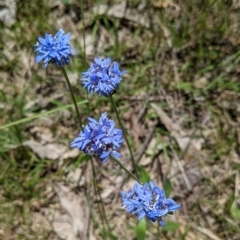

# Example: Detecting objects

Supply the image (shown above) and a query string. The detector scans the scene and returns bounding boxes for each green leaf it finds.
[204,73,226,91]
[136,218,146,240]
[163,178,172,197]
[197,65,214,74]
[230,201,240,220]
[138,166,150,184]
[61,0,69,4]
[163,221,180,231]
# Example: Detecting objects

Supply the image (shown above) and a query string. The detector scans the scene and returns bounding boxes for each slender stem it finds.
[79,0,89,115]
[79,0,86,62]
[86,92,90,116]
[61,67,83,130]
[111,156,138,181]
[109,95,139,178]
[84,188,97,238]
[89,157,110,235]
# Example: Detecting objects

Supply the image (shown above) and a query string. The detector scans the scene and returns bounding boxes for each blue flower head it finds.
[71,112,124,163]
[34,29,76,67]
[81,57,127,97]
[121,181,180,226]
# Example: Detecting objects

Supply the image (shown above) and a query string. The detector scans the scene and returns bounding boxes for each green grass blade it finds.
[0,100,88,130]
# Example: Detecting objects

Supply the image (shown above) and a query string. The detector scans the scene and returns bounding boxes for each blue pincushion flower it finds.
[81,57,126,97]
[71,112,124,163]
[121,181,180,226]
[34,29,76,67]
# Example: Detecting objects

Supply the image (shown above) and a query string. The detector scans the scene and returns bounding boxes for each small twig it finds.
[191,225,222,240]
[179,115,210,160]
[170,145,192,191]
[135,121,158,164]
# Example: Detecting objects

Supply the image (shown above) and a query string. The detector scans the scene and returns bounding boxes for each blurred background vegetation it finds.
[0,0,239,239]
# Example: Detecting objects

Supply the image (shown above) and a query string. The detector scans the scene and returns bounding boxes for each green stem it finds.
[89,157,110,235]
[111,156,138,181]
[79,0,86,62]
[109,95,139,178]
[61,67,83,130]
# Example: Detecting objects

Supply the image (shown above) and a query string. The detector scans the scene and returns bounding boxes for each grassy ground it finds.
[0,0,240,239]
